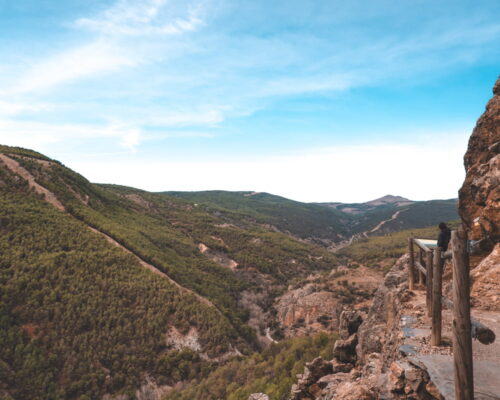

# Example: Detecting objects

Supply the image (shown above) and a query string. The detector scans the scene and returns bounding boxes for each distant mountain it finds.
[168,191,458,241]
[320,194,414,214]
[342,198,459,236]
[165,190,351,244]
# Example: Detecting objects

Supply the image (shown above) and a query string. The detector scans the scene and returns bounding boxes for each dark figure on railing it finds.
[437,222,451,251]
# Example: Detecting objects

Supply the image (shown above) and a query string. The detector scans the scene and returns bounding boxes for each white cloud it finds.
[0,101,52,116]
[0,112,220,153]
[67,138,469,203]
[5,0,205,95]
[12,40,137,94]
[74,0,203,36]
[0,119,143,151]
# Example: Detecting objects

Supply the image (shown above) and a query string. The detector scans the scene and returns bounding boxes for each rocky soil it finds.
[273,265,381,338]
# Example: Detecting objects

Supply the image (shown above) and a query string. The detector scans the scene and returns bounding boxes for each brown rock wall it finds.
[459,75,500,249]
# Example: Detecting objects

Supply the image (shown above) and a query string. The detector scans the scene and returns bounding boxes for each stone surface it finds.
[289,357,333,400]
[356,255,408,366]
[338,309,363,340]
[276,283,339,337]
[333,382,376,400]
[425,382,444,400]
[388,361,405,392]
[459,75,500,249]
[331,359,353,373]
[333,334,358,364]
[248,394,269,400]
[470,243,500,310]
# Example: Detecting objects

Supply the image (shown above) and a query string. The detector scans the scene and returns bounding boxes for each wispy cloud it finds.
[74,0,204,36]
[0,119,143,151]
[11,40,138,94]
[0,101,52,116]
[7,0,205,95]
[1,0,498,202]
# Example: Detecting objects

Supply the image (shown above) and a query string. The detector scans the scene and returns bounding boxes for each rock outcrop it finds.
[287,255,441,400]
[459,76,500,311]
[248,394,269,400]
[459,75,500,250]
[290,357,334,400]
[275,266,380,338]
[470,243,500,310]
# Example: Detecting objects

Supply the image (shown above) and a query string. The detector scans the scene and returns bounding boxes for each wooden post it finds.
[451,227,474,400]
[418,249,425,285]
[431,247,442,346]
[426,250,433,316]
[408,238,415,290]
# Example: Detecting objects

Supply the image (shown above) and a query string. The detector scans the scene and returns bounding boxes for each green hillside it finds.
[0,167,231,399]
[164,332,336,400]
[166,191,458,241]
[348,200,458,235]
[338,221,460,266]
[0,146,341,399]
[166,191,351,242]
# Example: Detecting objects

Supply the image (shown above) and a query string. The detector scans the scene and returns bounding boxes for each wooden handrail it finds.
[415,261,427,276]
[441,297,496,345]
[407,231,496,400]
[431,247,442,346]
[414,238,433,253]
[442,250,453,260]
[408,237,416,290]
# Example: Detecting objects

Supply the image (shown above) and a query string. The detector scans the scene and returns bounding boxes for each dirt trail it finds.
[0,154,65,211]
[330,209,408,253]
[0,153,215,308]
[369,209,407,234]
[265,327,277,343]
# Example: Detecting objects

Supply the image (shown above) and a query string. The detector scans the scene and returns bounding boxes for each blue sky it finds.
[0,0,499,202]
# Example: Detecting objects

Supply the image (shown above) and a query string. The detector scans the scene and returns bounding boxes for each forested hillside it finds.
[167,191,458,242]
[166,191,350,242]
[0,164,234,399]
[0,146,340,399]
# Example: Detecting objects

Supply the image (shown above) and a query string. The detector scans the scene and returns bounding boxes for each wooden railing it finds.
[407,227,496,400]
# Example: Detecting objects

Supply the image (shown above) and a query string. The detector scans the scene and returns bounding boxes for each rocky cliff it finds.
[459,75,500,313]
[285,77,500,400]
[459,76,500,250]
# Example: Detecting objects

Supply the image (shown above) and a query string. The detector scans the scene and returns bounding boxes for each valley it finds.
[0,145,458,400]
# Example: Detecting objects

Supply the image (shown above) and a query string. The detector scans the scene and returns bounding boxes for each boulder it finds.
[388,361,405,393]
[356,255,408,366]
[331,359,354,373]
[289,357,333,400]
[333,334,358,364]
[470,243,500,310]
[333,381,376,400]
[339,310,363,339]
[248,394,269,400]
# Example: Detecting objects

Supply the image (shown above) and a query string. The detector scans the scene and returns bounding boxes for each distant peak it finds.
[365,195,413,206]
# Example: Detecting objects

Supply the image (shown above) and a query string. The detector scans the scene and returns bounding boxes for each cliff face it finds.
[286,78,500,400]
[458,76,500,249]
